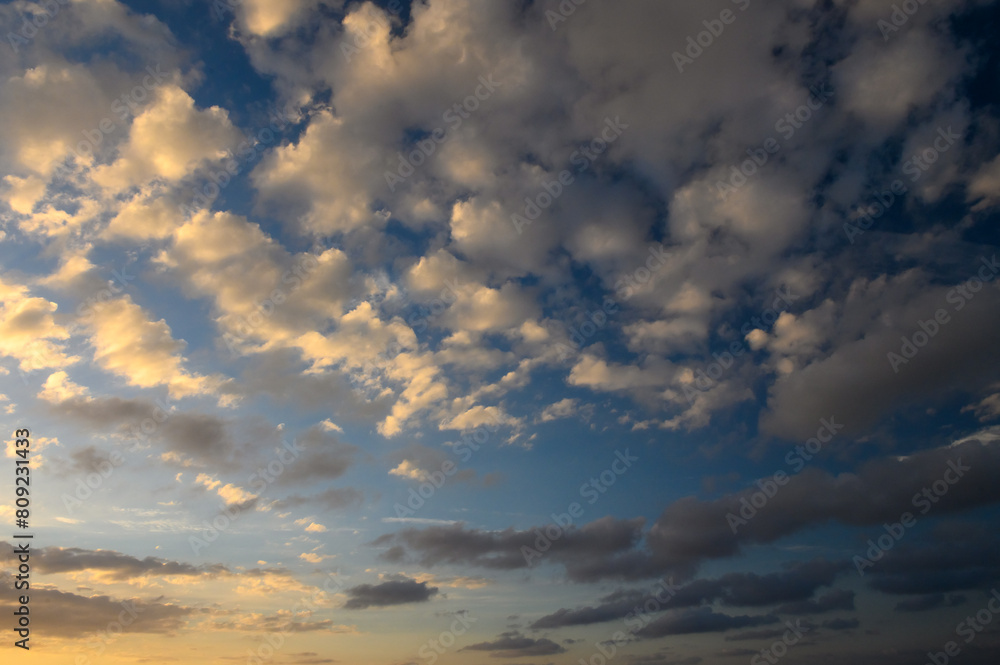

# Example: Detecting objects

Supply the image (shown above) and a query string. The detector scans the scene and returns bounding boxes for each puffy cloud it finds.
[195,473,257,507]
[233,0,337,38]
[92,85,242,191]
[760,273,1000,439]
[539,398,579,422]
[84,297,223,399]
[0,276,79,371]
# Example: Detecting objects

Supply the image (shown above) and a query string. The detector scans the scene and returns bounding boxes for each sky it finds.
[1,0,1000,663]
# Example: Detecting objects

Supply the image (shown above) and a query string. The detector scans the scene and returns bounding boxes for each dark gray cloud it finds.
[863,522,1000,595]
[6,542,229,580]
[272,426,357,486]
[894,593,967,612]
[821,618,860,631]
[342,577,438,609]
[643,436,1000,580]
[235,349,391,422]
[461,631,566,657]
[50,445,120,476]
[0,572,194,637]
[531,560,846,629]
[636,608,778,638]
[760,278,1000,440]
[627,656,702,665]
[50,395,237,463]
[376,435,1000,583]
[374,515,645,579]
[774,589,855,615]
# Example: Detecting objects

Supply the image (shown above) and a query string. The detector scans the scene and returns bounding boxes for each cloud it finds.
[531,560,847,629]
[92,85,242,191]
[461,631,566,657]
[774,589,856,615]
[46,393,238,464]
[84,297,223,399]
[373,516,646,581]
[38,370,89,402]
[270,427,357,486]
[0,574,195,638]
[195,474,257,508]
[641,435,1000,580]
[13,542,228,580]
[759,275,1000,440]
[636,608,778,638]
[0,276,79,371]
[539,398,579,422]
[232,0,335,38]
[378,434,1000,583]
[342,577,439,609]
[386,443,476,485]
[862,522,1000,595]
[894,593,966,613]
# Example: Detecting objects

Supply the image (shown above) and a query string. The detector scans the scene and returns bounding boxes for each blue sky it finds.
[1,0,1000,664]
